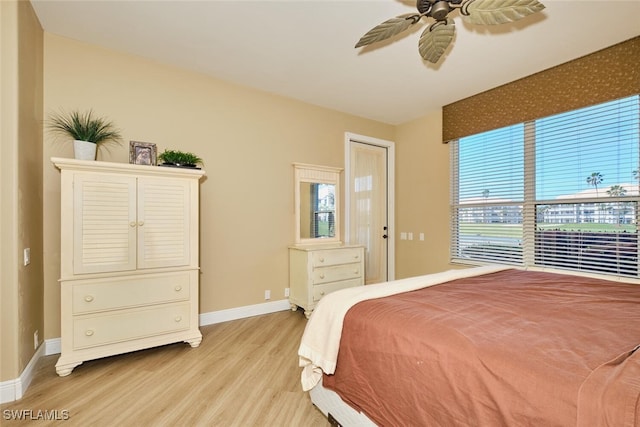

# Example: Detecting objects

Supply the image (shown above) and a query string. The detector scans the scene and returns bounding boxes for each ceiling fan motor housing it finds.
[417,0,454,21]
[430,1,452,20]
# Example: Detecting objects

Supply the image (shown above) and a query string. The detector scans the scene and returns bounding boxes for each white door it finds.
[345,133,395,284]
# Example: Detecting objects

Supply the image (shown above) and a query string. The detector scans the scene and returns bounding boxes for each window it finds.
[451,95,639,278]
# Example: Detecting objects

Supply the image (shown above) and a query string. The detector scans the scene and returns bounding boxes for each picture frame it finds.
[129,141,157,166]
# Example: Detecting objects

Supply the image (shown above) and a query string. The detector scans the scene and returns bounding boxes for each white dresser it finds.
[52,158,205,376]
[289,244,365,318]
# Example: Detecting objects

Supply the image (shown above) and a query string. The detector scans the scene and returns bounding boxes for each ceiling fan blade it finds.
[461,0,545,25]
[355,13,422,48]
[418,19,455,63]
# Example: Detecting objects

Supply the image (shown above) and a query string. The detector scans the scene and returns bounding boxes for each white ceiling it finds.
[30,0,640,125]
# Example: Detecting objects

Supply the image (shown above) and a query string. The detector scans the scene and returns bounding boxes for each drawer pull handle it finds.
[355,255,359,259]
[319,257,325,263]
[129,221,137,227]
[354,270,359,274]
[174,316,182,322]
[85,330,94,337]
[319,273,325,279]
[174,285,182,292]
[84,295,94,302]
[320,291,325,296]
[138,221,145,226]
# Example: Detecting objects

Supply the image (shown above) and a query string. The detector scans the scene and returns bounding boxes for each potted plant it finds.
[47,110,122,160]
[158,149,203,168]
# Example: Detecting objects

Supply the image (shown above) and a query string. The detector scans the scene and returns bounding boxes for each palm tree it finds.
[606,185,627,197]
[606,185,627,225]
[586,172,604,197]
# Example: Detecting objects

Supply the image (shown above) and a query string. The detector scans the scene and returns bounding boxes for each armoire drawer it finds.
[73,303,191,349]
[311,247,362,267]
[312,279,363,302]
[71,272,191,314]
[312,263,362,285]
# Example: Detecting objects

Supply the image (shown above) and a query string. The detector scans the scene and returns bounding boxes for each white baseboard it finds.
[199,298,291,326]
[0,299,291,403]
[0,343,46,404]
[45,338,61,356]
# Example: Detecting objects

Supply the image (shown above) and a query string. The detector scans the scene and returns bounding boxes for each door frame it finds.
[344,132,395,281]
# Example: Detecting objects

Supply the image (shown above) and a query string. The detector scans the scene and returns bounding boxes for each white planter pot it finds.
[73,140,97,160]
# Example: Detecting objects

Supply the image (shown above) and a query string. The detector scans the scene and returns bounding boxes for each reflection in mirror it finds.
[300,183,336,239]
[294,163,342,244]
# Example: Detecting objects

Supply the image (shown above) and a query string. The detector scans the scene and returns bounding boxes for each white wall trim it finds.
[0,343,46,404]
[199,299,291,326]
[45,338,61,356]
[1,299,291,403]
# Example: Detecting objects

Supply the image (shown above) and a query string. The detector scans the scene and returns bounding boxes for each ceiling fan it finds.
[355,0,545,64]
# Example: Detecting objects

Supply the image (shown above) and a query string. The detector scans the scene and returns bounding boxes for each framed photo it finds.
[129,141,157,166]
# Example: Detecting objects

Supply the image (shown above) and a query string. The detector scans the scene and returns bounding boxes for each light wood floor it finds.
[1,310,329,426]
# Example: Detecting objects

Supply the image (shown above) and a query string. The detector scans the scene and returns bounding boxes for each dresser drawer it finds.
[312,247,363,267]
[312,263,362,285]
[313,278,363,302]
[73,303,191,349]
[71,272,190,314]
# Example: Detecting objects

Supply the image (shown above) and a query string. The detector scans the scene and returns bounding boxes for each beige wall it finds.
[42,34,397,338]
[0,0,44,382]
[394,112,456,278]
[3,7,460,383]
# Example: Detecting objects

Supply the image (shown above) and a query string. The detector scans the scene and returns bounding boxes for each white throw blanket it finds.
[297,265,509,391]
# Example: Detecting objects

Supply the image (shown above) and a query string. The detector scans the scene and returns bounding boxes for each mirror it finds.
[294,163,342,245]
[299,182,336,239]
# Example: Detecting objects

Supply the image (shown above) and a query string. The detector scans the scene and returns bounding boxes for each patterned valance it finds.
[443,36,640,142]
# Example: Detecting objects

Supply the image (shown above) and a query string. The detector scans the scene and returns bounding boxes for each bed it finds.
[298,266,640,426]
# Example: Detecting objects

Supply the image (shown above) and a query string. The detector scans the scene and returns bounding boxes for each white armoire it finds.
[52,158,205,376]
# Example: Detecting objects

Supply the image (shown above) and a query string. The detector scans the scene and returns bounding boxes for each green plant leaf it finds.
[418,19,455,63]
[158,149,203,166]
[47,110,122,145]
[355,13,422,48]
[461,0,545,25]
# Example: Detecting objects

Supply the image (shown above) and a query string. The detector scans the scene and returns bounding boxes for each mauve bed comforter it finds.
[323,269,640,426]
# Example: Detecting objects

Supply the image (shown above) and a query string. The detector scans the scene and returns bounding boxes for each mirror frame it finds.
[293,163,342,245]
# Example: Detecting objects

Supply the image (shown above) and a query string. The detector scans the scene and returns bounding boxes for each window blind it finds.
[451,125,525,265]
[451,95,639,278]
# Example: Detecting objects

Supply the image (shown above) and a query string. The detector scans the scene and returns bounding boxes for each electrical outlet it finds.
[284,287,290,297]
[419,233,425,241]
[23,248,31,266]
[33,330,38,349]
[265,290,271,300]
[408,232,413,240]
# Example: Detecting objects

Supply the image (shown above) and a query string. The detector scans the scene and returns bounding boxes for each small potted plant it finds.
[158,149,203,169]
[47,109,122,160]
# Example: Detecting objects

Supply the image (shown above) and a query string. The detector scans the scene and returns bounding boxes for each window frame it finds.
[450,96,639,280]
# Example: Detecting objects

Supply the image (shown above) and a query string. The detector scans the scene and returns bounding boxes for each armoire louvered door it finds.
[137,177,190,269]
[73,174,137,274]
[72,175,190,274]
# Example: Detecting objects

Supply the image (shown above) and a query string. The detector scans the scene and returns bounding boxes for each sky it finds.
[458,95,639,202]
